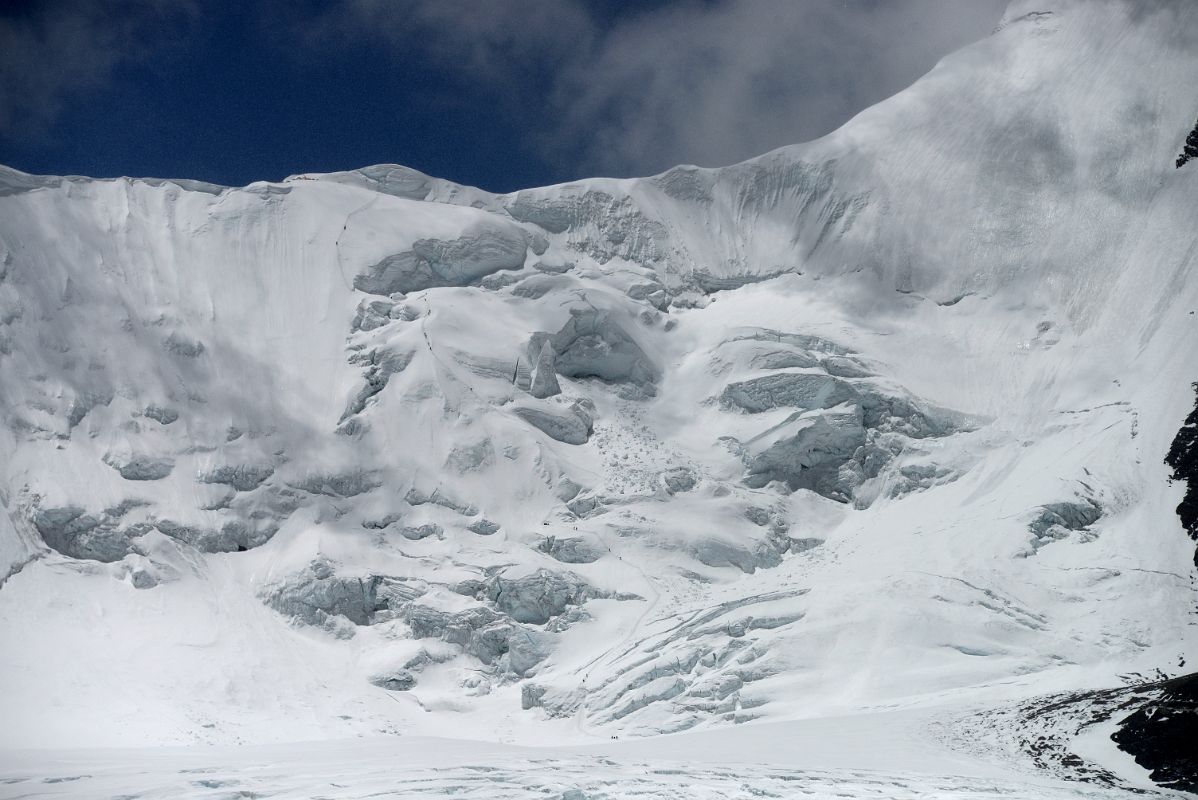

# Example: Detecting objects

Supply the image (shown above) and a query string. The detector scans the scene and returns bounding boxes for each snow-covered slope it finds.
[1,0,1196,793]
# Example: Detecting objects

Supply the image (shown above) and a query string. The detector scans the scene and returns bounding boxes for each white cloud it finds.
[553,0,1008,174]
[318,0,1007,177]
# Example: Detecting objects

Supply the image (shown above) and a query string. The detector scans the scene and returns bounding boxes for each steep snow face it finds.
[0,0,1196,772]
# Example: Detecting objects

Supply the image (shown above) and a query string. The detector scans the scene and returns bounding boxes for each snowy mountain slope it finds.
[1,0,1197,793]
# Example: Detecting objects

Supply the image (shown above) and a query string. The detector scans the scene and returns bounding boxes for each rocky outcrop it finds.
[1165,382,1197,565]
[1112,671,1198,794]
[1176,117,1198,169]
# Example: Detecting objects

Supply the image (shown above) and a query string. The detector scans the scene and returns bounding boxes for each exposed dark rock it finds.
[1176,117,1198,169]
[973,670,1198,794]
[1111,671,1198,793]
[1165,382,1197,566]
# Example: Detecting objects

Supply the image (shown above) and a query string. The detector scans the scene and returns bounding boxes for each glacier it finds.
[0,1,1197,797]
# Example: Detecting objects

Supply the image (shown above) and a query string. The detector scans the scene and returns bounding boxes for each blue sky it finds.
[0,0,1006,192]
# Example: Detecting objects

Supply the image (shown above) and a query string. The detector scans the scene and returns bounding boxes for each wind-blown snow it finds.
[0,0,1196,795]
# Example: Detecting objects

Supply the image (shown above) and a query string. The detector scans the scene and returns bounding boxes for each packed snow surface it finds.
[1,0,1197,796]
